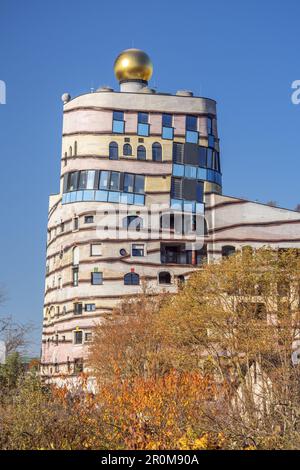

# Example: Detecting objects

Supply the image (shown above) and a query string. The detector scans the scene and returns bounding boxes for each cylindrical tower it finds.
[41,49,222,383]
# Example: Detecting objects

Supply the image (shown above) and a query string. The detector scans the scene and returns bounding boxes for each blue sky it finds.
[0,0,299,354]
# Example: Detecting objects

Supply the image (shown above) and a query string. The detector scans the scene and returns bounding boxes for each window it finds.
[162,114,174,139]
[99,171,110,189]
[123,143,132,156]
[72,246,79,265]
[60,222,64,233]
[132,244,145,257]
[137,145,146,160]
[78,170,95,189]
[138,113,149,136]
[84,215,94,224]
[109,172,120,191]
[124,272,140,285]
[173,142,184,164]
[112,111,124,133]
[152,142,162,162]
[159,271,171,284]
[109,142,119,160]
[207,117,213,135]
[74,357,83,372]
[91,271,103,285]
[74,331,83,345]
[74,303,83,315]
[73,217,79,230]
[123,215,143,230]
[134,175,145,194]
[66,172,78,191]
[222,245,236,258]
[90,244,102,256]
[123,173,134,192]
[85,332,93,342]
[72,267,79,287]
[85,303,96,312]
[186,116,198,144]
[198,147,207,167]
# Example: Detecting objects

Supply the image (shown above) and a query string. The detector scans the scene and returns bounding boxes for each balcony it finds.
[160,243,207,265]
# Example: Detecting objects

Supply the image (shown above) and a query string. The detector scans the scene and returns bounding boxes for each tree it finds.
[157,248,300,449]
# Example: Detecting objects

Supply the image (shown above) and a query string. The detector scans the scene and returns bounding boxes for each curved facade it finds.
[41,52,222,381]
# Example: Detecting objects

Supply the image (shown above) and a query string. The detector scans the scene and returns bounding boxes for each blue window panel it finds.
[170,199,183,211]
[134,194,145,206]
[162,114,172,127]
[121,192,134,204]
[62,194,67,204]
[162,126,174,140]
[186,115,197,131]
[208,135,215,148]
[95,190,108,202]
[65,192,71,204]
[113,111,124,121]
[207,170,214,182]
[183,201,195,213]
[108,191,120,203]
[113,120,124,134]
[184,165,197,179]
[195,202,205,214]
[70,192,77,203]
[138,123,149,136]
[83,190,95,201]
[76,191,83,202]
[172,164,184,177]
[196,183,203,202]
[197,168,207,180]
[186,130,198,144]
[138,112,148,124]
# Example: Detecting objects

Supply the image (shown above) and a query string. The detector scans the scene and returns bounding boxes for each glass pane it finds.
[138,123,149,136]
[86,170,95,189]
[207,117,213,135]
[185,165,197,179]
[195,202,205,214]
[120,192,134,204]
[162,127,174,140]
[208,135,215,148]
[124,173,134,192]
[78,170,88,189]
[134,175,145,194]
[108,191,120,203]
[70,192,77,203]
[109,143,119,159]
[173,142,184,163]
[95,190,108,202]
[109,171,120,190]
[137,145,146,160]
[99,171,110,189]
[172,164,184,177]
[138,112,148,124]
[186,115,197,131]
[198,147,207,167]
[152,143,162,161]
[76,191,83,201]
[113,111,124,121]
[196,182,204,202]
[183,201,195,213]
[162,114,172,127]
[112,120,124,134]
[197,168,207,180]
[170,199,183,210]
[186,130,198,144]
[83,190,94,201]
[134,194,145,206]
[207,149,213,168]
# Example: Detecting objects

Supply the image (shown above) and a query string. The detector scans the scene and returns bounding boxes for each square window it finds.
[108,191,120,203]
[132,244,145,257]
[172,164,184,177]
[134,194,145,206]
[186,115,197,131]
[95,190,108,202]
[91,272,103,285]
[74,331,83,345]
[186,130,198,144]
[113,111,124,121]
[138,123,149,136]
[85,332,92,342]
[138,112,148,124]
[162,114,172,127]
[184,165,197,179]
[83,190,95,201]
[113,120,124,134]
[91,244,102,256]
[121,192,134,204]
[84,215,94,224]
[162,126,174,140]
[197,168,207,180]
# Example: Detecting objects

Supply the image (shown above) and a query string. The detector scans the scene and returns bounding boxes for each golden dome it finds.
[114,49,153,82]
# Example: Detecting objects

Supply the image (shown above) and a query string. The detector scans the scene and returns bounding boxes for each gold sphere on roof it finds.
[114,49,153,82]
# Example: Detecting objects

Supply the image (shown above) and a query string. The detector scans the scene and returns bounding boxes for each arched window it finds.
[74,141,78,156]
[69,146,72,157]
[123,215,143,231]
[152,142,162,162]
[137,145,146,160]
[159,271,171,284]
[222,245,236,258]
[123,143,132,156]
[124,272,140,285]
[109,142,119,160]
[72,246,79,266]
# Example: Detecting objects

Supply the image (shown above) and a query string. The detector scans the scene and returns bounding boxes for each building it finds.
[41,49,300,383]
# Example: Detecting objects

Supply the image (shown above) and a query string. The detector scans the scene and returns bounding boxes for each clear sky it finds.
[0,0,299,354]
